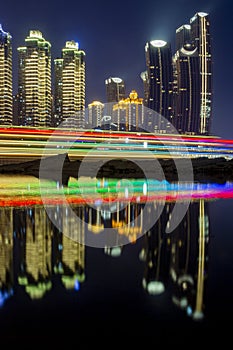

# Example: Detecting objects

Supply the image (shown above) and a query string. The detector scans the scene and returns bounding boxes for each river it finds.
[0,174,232,343]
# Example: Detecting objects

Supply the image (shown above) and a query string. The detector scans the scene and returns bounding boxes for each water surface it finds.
[0,175,232,343]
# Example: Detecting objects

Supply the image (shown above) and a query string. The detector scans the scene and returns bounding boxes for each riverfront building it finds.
[54,40,86,129]
[17,30,52,127]
[173,12,213,135]
[0,25,13,125]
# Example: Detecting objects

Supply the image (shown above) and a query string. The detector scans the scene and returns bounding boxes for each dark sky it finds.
[1,0,233,138]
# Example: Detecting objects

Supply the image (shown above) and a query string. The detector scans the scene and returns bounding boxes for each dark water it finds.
[0,175,232,343]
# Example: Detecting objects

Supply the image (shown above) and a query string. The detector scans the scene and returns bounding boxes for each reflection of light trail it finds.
[1,175,233,207]
[193,199,205,320]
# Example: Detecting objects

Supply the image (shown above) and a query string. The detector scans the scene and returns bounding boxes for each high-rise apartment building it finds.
[0,25,13,125]
[104,77,126,129]
[144,40,174,133]
[105,77,125,103]
[175,24,192,51]
[173,40,200,134]
[17,30,52,127]
[140,71,149,107]
[53,57,63,127]
[173,12,213,135]
[87,100,104,129]
[190,12,213,135]
[53,40,85,129]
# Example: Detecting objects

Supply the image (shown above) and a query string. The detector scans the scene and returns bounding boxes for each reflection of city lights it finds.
[74,279,80,291]
[0,290,13,307]
[1,176,233,207]
[143,279,165,295]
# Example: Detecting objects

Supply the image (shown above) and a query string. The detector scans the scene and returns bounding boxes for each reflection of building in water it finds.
[16,208,53,299]
[170,199,209,320]
[0,208,14,306]
[0,198,209,318]
[139,200,210,320]
[62,206,85,245]
[53,206,85,290]
[88,207,104,234]
[87,201,143,245]
[112,202,143,243]
[139,202,171,294]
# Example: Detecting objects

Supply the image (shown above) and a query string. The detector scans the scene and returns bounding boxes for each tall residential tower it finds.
[173,26,200,134]
[0,25,13,125]
[173,12,213,135]
[105,77,125,103]
[53,40,86,129]
[144,40,174,133]
[190,12,213,135]
[17,30,52,127]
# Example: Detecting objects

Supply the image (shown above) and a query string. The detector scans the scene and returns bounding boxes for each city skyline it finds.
[0,11,214,134]
[1,0,232,138]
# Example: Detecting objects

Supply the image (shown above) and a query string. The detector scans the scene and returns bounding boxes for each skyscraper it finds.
[87,100,104,129]
[173,13,213,135]
[140,71,149,107]
[53,57,63,127]
[175,24,192,51]
[143,12,213,135]
[144,40,174,133]
[190,12,213,135]
[53,40,86,129]
[173,39,200,134]
[17,30,52,127]
[0,25,13,125]
[105,77,125,103]
[104,77,126,129]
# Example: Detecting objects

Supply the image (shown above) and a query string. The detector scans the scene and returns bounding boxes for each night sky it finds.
[1,0,233,138]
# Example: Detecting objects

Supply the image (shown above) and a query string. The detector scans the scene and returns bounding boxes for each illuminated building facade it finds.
[54,40,86,129]
[189,12,213,135]
[143,12,212,135]
[53,57,63,127]
[87,100,104,129]
[173,13,213,135]
[105,77,125,103]
[105,77,126,128]
[173,34,200,134]
[175,24,192,51]
[144,40,174,133]
[0,25,13,125]
[140,71,149,107]
[17,30,52,127]
[112,90,144,131]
